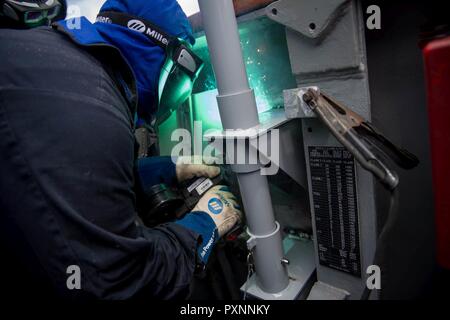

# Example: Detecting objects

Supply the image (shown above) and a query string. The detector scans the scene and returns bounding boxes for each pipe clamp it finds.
[246,221,281,251]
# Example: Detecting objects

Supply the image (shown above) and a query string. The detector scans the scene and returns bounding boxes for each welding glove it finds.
[192,185,242,237]
[175,156,221,182]
[136,156,220,194]
[176,185,242,263]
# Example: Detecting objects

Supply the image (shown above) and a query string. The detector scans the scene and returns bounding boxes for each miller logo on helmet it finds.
[127,19,146,33]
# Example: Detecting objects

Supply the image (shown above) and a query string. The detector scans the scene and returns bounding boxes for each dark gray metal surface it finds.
[362,0,435,299]
[277,0,378,299]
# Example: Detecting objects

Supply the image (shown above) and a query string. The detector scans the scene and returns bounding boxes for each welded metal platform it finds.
[241,238,316,300]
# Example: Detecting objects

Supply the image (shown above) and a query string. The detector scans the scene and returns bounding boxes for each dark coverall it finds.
[0,26,201,300]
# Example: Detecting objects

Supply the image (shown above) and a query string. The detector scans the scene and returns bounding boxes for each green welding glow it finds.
[192,89,222,130]
[157,111,179,156]
[178,78,193,97]
[191,17,296,130]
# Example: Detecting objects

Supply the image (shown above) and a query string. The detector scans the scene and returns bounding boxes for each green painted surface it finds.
[158,111,179,156]
[158,17,297,152]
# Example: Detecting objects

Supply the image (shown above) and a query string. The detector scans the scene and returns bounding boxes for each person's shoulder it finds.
[0,26,94,92]
[0,26,82,66]
[0,25,50,35]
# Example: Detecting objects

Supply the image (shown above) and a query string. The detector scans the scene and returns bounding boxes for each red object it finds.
[422,35,450,269]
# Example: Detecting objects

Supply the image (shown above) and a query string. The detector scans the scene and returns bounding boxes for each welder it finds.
[0,0,242,299]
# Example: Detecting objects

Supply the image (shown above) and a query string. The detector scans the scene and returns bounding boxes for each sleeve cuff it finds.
[175,211,219,263]
[136,156,177,193]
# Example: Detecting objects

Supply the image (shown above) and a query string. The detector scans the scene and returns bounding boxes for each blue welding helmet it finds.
[0,0,62,27]
[96,11,204,125]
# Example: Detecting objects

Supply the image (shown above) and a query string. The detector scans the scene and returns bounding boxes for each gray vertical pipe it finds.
[198,0,289,293]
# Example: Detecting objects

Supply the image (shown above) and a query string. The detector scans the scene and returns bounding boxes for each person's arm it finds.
[176,186,242,263]
[130,222,203,299]
[136,156,177,193]
[135,155,221,193]
[0,26,225,300]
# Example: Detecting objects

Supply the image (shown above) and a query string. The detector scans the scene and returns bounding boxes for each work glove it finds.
[176,185,242,263]
[136,156,220,196]
[192,185,242,237]
[175,156,221,183]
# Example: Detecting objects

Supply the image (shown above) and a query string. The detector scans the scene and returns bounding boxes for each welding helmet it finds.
[0,0,62,27]
[96,11,204,126]
[156,37,204,125]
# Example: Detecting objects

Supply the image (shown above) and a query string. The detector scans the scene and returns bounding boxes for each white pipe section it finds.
[198,0,289,294]
[197,0,249,96]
